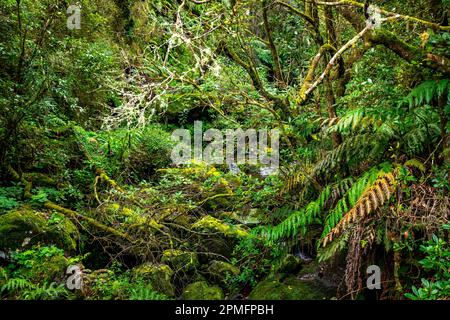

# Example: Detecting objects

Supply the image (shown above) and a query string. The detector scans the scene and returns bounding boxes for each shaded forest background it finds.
[0,0,449,300]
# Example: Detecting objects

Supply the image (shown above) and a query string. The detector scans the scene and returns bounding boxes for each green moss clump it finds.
[31,254,69,283]
[161,249,199,271]
[182,281,224,300]
[248,276,332,300]
[132,263,175,296]
[192,215,248,238]
[207,260,240,284]
[278,254,302,274]
[0,206,78,252]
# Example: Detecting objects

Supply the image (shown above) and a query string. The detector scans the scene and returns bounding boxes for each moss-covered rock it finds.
[0,207,78,252]
[182,281,224,300]
[206,260,240,284]
[219,211,261,227]
[248,276,333,300]
[132,263,175,296]
[161,249,199,272]
[192,215,248,238]
[32,254,69,283]
[278,254,302,274]
[0,267,7,288]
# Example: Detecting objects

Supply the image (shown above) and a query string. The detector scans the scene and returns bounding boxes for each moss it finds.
[161,249,198,271]
[192,215,248,238]
[219,210,261,226]
[0,267,6,287]
[0,206,78,252]
[105,203,121,214]
[207,260,240,284]
[248,276,333,300]
[278,254,302,274]
[182,281,224,300]
[32,254,69,283]
[133,263,175,296]
[48,212,79,252]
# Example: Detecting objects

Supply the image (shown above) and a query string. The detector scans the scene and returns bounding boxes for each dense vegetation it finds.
[0,0,448,300]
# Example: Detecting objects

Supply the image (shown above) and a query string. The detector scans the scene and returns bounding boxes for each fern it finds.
[260,185,331,243]
[317,233,349,262]
[21,282,69,300]
[1,278,34,294]
[403,79,449,108]
[279,166,308,195]
[320,165,391,241]
[129,285,169,300]
[314,133,390,176]
[261,176,357,243]
[325,108,376,135]
[322,166,397,247]
[1,277,69,300]
[403,123,440,156]
[404,158,426,173]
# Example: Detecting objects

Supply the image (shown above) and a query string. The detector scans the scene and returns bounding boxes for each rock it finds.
[278,254,302,274]
[192,215,248,238]
[192,216,248,259]
[206,260,240,284]
[11,249,69,283]
[228,163,241,175]
[219,210,260,227]
[132,263,175,296]
[161,249,199,272]
[32,254,69,283]
[0,206,78,252]
[248,276,334,300]
[182,281,224,300]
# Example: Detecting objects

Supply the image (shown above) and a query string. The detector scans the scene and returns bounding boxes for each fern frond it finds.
[326,109,375,135]
[404,158,426,173]
[402,123,440,156]
[261,185,332,243]
[1,278,34,294]
[403,79,449,108]
[279,166,308,195]
[262,175,359,243]
[322,169,397,247]
[314,133,389,176]
[317,233,349,262]
[319,165,390,242]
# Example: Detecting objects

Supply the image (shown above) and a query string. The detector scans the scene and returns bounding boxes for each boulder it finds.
[206,260,240,284]
[192,215,248,238]
[248,276,334,300]
[0,207,78,252]
[278,254,302,274]
[30,254,69,283]
[182,281,224,300]
[132,263,175,296]
[161,249,199,272]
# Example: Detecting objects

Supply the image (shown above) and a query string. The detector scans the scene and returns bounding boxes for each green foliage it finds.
[1,277,69,300]
[1,245,74,300]
[405,229,450,300]
[0,186,22,212]
[129,284,169,300]
[321,164,394,240]
[0,0,448,302]
[74,125,174,181]
[88,266,170,300]
[402,80,449,108]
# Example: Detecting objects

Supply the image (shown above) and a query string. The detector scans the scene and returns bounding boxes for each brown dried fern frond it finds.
[322,171,397,247]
